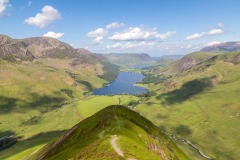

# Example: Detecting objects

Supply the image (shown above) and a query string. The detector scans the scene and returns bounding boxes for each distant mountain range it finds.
[102,53,156,67]
[201,41,240,52]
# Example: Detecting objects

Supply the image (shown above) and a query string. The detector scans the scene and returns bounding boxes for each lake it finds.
[93,72,147,95]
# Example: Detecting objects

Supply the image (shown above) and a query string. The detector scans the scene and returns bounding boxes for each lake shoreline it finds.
[93,71,147,95]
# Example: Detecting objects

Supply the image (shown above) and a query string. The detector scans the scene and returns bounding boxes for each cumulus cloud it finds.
[207,29,223,35]
[93,36,104,45]
[0,0,10,16]
[205,41,222,46]
[106,41,156,49]
[156,31,176,39]
[87,28,108,37]
[43,31,64,39]
[106,22,125,29]
[106,43,122,49]
[109,27,176,41]
[186,33,204,40]
[24,5,61,28]
[186,29,223,40]
[217,22,224,28]
[109,27,157,41]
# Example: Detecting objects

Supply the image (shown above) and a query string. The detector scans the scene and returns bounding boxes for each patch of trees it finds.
[98,62,120,82]
[0,136,17,151]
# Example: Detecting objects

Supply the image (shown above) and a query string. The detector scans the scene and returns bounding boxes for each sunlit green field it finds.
[1,54,240,160]
[0,95,140,160]
[136,60,240,160]
[0,60,111,159]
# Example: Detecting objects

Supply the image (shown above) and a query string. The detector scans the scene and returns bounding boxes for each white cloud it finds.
[93,36,104,45]
[106,41,156,49]
[109,27,157,41]
[207,29,223,35]
[43,31,64,39]
[205,41,222,46]
[87,28,108,37]
[109,27,176,41]
[186,33,204,40]
[0,0,9,16]
[24,5,61,28]
[138,41,156,47]
[186,28,223,40]
[217,22,224,28]
[156,31,176,39]
[83,46,89,50]
[106,22,125,29]
[106,43,122,49]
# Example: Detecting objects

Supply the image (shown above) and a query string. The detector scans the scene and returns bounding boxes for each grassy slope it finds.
[149,52,220,76]
[0,58,120,159]
[136,52,240,159]
[30,105,189,160]
[0,95,142,160]
[0,64,140,160]
[2,51,239,159]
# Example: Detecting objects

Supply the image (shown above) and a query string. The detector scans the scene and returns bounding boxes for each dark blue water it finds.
[93,72,147,95]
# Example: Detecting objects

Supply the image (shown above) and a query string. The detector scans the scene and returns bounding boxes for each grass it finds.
[1,51,240,159]
[76,95,139,118]
[135,53,240,160]
[29,105,189,160]
[0,94,140,159]
[0,58,118,159]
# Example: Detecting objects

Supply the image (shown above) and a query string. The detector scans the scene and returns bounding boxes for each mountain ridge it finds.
[29,105,189,160]
[201,41,240,52]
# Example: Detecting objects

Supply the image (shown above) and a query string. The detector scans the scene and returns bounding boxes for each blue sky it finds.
[0,0,239,56]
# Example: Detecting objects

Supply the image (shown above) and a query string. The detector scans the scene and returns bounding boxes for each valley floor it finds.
[1,58,240,160]
[0,95,139,160]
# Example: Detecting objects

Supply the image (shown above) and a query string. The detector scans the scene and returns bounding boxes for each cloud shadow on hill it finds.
[0,130,66,159]
[0,93,67,114]
[156,78,212,105]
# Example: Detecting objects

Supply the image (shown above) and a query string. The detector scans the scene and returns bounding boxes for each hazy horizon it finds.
[1,0,240,56]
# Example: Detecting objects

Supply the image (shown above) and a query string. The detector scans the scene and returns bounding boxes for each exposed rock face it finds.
[20,37,76,58]
[0,34,120,81]
[221,52,240,64]
[0,35,34,61]
[176,56,200,72]
[0,35,101,64]
[173,52,218,73]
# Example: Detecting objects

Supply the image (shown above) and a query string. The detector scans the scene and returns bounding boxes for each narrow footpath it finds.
[110,135,136,160]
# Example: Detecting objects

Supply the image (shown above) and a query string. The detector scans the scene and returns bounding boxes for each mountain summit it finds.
[30,105,189,160]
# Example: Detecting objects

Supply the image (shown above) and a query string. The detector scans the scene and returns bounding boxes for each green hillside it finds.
[136,51,240,159]
[0,35,120,159]
[29,105,189,160]
[1,35,240,160]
